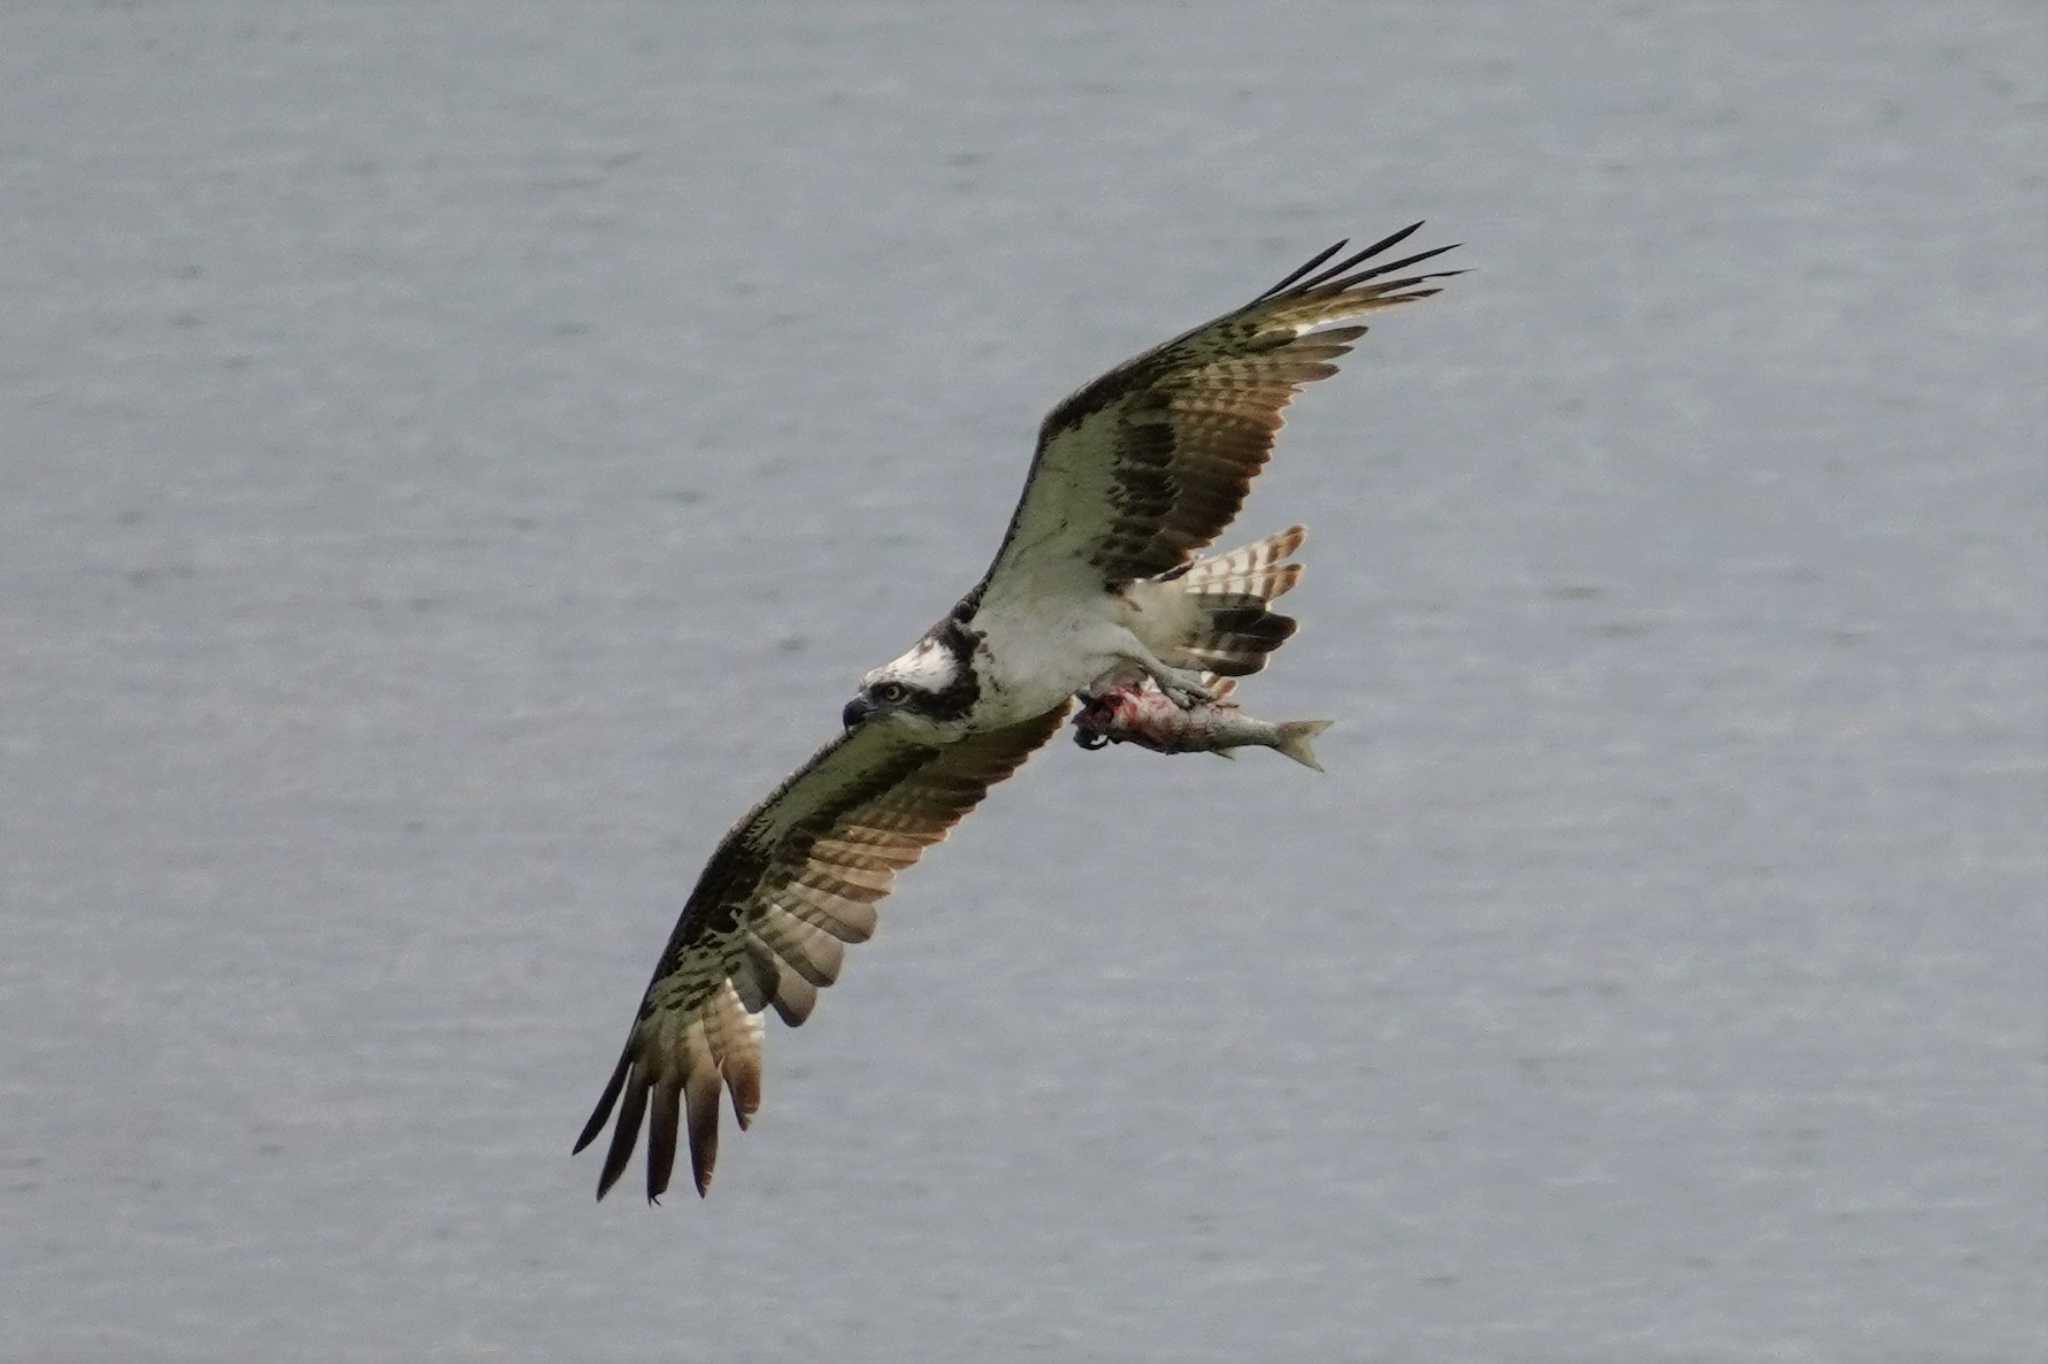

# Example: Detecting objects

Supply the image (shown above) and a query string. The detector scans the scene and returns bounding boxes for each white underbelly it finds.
[973,602,1130,726]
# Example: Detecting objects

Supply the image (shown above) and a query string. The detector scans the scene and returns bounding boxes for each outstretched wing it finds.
[976,224,1458,607]
[573,703,1069,1202]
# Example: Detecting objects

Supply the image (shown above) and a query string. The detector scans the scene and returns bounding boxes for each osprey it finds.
[575,224,1459,1201]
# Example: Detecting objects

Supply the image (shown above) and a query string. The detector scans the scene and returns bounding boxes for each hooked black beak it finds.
[842,696,877,730]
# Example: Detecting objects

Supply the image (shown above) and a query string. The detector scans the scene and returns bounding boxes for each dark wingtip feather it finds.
[573,1047,633,1156]
[1253,222,1451,306]
[1253,239,1351,301]
[645,1076,681,1204]
[1292,221,1428,293]
[1316,243,1461,295]
[595,1064,649,1202]
[1378,219,1427,248]
[1349,220,1426,265]
[1348,268,1466,301]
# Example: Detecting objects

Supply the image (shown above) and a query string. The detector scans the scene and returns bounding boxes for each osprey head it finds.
[843,631,976,732]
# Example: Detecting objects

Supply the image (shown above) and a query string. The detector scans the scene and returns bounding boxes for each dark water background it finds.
[5,3,2042,1359]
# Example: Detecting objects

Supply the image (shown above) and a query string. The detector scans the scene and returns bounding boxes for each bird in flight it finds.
[574,223,1460,1201]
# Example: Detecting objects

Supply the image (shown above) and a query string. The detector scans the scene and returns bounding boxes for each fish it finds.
[1071,674,1333,771]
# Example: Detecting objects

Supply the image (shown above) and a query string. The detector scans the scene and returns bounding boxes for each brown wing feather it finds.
[573,703,1070,1202]
[979,224,1460,597]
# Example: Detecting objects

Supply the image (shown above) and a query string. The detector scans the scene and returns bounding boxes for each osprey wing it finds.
[977,224,1458,606]
[573,703,1069,1202]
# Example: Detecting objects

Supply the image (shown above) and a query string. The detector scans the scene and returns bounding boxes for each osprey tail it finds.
[1126,526,1307,677]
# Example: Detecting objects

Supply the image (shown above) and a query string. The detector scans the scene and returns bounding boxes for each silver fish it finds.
[1072,675,1332,771]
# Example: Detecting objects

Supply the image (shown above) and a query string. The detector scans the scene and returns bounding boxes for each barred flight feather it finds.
[975,223,1457,601]
[780,882,879,943]
[1183,526,1304,580]
[574,704,1069,1201]
[750,907,847,986]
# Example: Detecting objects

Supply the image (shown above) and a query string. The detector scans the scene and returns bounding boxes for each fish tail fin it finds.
[1273,720,1333,772]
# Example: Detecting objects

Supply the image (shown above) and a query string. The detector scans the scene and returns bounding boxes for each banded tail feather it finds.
[1129,526,1308,677]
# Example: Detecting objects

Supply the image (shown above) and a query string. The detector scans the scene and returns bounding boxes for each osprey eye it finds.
[875,682,909,704]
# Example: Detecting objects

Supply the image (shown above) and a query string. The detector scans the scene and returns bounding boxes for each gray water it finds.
[4,3,2043,1360]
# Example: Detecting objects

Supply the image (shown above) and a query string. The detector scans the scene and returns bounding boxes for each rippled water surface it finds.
[5,3,2042,1359]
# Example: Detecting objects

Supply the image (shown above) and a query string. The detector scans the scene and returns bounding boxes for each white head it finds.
[842,633,975,732]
